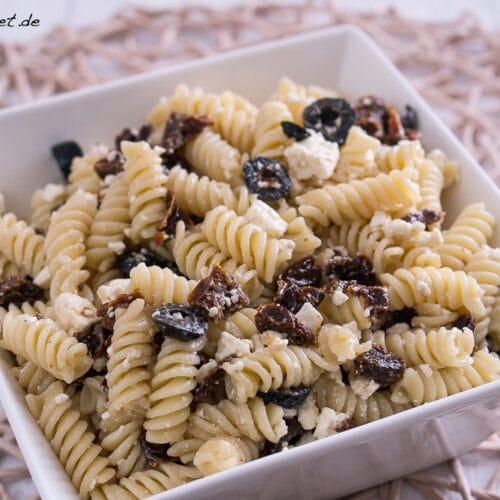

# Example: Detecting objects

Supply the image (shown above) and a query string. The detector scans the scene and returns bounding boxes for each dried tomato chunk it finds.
[96,293,140,330]
[274,280,324,314]
[162,112,212,155]
[115,125,152,150]
[326,254,378,286]
[188,264,249,321]
[353,345,405,385]
[155,189,183,245]
[279,256,322,287]
[0,276,44,307]
[255,303,315,346]
[76,324,112,360]
[94,151,124,179]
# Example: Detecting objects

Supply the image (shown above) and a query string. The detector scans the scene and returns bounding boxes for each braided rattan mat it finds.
[0,2,499,499]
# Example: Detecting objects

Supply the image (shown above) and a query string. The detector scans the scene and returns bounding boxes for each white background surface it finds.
[0,2,498,499]
[0,0,500,42]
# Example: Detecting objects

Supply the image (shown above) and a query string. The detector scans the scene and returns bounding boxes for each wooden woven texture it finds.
[0,2,499,499]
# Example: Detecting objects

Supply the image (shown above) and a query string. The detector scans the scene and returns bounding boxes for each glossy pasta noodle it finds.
[0,79,499,499]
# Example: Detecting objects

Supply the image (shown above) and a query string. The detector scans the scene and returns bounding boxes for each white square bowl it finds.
[0,25,499,500]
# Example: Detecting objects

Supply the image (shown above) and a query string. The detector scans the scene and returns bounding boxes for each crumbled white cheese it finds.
[196,359,218,383]
[54,293,98,332]
[284,131,339,181]
[215,331,253,362]
[283,408,298,419]
[103,174,117,186]
[222,359,245,375]
[54,393,69,404]
[153,145,166,155]
[295,302,323,334]
[33,266,51,288]
[382,219,425,241]
[297,393,319,430]
[369,211,391,229]
[208,306,219,319]
[41,183,65,202]
[107,240,126,255]
[349,375,380,400]
[313,408,350,439]
[251,330,288,351]
[244,201,287,238]
[96,278,130,303]
[101,411,110,420]
[331,289,349,306]
[415,270,432,297]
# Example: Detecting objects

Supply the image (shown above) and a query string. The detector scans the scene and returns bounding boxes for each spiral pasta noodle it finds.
[86,173,130,274]
[0,212,46,278]
[106,298,155,420]
[165,165,238,217]
[183,128,243,186]
[30,183,67,234]
[391,350,500,405]
[122,140,167,243]
[416,159,444,214]
[385,327,474,369]
[332,126,381,183]
[313,375,410,425]
[67,144,107,196]
[297,170,420,227]
[25,381,115,499]
[100,420,146,478]
[144,336,204,444]
[223,343,339,403]
[376,140,425,173]
[1,310,92,383]
[92,463,201,499]
[317,322,371,363]
[201,206,295,283]
[127,263,197,308]
[427,148,459,189]
[13,360,56,395]
[436,203,495,270]
[251,101,293,159]
[380,266,485,318]
[173,222,263,301]
[45,189,97,297]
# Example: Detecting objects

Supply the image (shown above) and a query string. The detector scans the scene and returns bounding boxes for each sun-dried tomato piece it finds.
[402,210,444,229]
[261,418,302,456]
[188,264,249,321]
[326,255,378,286]
[380,307,417,330]
[94,151,124,179]
[258,386,310,409]
[255,303,315,346]
[191,365,226,409]
[279,256,322,287]
[76,324,112,359]
[382,105,406,145]
[453,314,476,332]
[353,345,405,385]
[96,293,140,330]
[274,280,324,314]
[0,276,44,307]
[139,429,170,467]
[115,125,152,150]
[162,112,212,155]
[354,95,387,139]
[155,189,183,245]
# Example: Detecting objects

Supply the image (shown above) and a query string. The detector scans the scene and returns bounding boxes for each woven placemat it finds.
[0,2,499,499]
